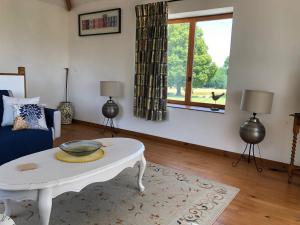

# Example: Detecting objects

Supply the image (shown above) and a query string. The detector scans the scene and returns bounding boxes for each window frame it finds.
[167,13,233,110]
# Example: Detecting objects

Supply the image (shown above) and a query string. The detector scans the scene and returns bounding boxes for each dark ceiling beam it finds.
[168,0,184,2]
[65,0,72,11]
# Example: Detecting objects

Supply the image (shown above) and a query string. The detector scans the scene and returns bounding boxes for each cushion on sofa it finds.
[13,104,48,130]
[0,90,10,125]
[2,96,40,127]
[0,126,53,165]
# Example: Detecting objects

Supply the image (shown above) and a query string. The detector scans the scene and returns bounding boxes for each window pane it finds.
[167,23,189,102]
[191,18,232,105]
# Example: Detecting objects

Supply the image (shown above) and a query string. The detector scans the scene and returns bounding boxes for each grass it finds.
[167,87,226,105]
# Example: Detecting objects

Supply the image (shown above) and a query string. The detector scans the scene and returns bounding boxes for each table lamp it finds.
[233,89,274,172]
[100,81,122,135]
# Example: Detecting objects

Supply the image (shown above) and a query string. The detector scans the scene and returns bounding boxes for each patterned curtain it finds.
[134,1,168,121]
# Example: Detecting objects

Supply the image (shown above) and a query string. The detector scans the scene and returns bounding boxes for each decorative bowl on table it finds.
[59,140,103,157]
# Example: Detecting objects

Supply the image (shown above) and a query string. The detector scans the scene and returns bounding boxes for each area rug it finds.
[0,162,239,225]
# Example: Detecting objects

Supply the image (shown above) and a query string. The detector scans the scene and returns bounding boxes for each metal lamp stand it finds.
[234,112,266,173]
[103,117,116,137]
[235,89,274,173]
[101,97,119,138]
[232,143,263,172]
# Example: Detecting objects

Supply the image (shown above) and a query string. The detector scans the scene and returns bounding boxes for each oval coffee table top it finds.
[0,138,144,191]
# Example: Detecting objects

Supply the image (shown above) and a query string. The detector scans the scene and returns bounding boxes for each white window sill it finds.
[167,103,225,114]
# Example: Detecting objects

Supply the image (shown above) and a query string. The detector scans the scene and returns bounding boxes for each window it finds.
[167,13,233,110]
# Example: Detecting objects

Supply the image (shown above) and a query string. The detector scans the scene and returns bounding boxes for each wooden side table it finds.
[288,113,300,183]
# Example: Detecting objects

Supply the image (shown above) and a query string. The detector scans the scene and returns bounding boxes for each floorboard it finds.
[54,123,300,225]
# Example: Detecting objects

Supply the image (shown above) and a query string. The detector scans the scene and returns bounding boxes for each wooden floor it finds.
[55,123,300,225]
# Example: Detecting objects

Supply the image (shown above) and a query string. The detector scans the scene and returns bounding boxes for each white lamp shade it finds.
[241,89,274,114]
[100,81,122,97]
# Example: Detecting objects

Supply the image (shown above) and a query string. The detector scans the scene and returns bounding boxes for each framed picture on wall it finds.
[78,8,121,36]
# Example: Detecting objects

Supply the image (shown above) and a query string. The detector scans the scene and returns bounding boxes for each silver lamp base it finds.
[102,97,119,137]
[233,113,265,172]
[239,116,266,144]
[102,98,119,119]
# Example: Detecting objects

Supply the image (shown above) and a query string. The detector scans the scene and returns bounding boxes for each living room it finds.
[0,0,300,224]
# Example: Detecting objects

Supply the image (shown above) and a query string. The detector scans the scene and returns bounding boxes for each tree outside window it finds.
[167,14,233,109]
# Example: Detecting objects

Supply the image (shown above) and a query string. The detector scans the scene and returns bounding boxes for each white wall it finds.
[68,0,300,164]
[2,0,299,164]
[0,0,69,108]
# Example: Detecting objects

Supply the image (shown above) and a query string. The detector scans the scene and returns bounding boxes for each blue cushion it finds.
[45,108,56,128]
[0,90,10,125]
[0,126,53,165]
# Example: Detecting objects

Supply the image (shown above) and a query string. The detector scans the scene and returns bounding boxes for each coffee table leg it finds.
[138,155,146,192]
[4,199,13,217]
[38,189,52,225]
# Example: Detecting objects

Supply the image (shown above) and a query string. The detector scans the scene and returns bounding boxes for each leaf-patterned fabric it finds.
[13,104,48,130]
[134,1,168,121]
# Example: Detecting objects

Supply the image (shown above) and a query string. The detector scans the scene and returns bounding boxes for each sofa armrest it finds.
[45,108,61,139]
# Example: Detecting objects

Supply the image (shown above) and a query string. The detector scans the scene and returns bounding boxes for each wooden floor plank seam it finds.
[54,123,300,225]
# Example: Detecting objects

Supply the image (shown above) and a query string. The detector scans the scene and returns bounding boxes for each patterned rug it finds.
[0,162,239,225]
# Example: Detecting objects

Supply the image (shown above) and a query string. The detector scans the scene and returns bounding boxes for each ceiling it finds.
[38,0,103,8]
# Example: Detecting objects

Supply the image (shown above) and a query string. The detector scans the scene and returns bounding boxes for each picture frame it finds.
[78,8,121,36]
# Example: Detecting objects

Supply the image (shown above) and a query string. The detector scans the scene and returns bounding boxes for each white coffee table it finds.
[0,138,146,225]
